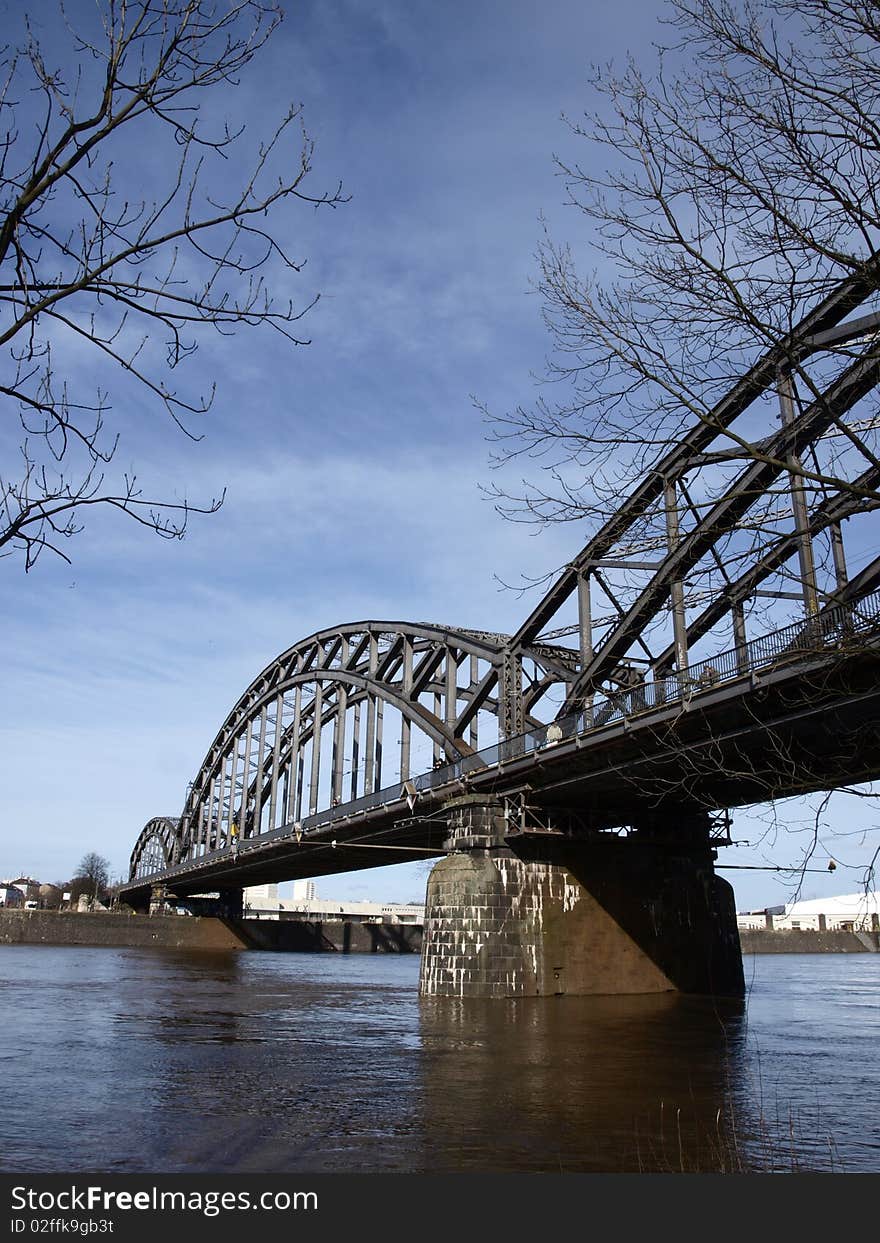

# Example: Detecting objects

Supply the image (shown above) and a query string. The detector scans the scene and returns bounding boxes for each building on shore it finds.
[0,882,25,908]
[243,881,424,924]
[0,878,44,908]
[737,891,880,933]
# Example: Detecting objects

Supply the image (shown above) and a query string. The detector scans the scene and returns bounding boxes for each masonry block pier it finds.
[418,797,744,999]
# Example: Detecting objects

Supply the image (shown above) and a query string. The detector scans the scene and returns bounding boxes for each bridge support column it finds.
[418,798,744,999]
[217,888,244,919]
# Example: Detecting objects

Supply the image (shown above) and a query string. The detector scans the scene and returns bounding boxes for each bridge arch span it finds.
[130,817,180,881]
[168,620,575,866]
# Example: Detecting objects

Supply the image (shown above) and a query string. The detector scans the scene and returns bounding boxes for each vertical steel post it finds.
[309,681,323,815]
[223,746,236,842]
[364,633,378,795]
[332,639,348,803]
[279,766,289,829]
[240,714,254,837]
[778,369,819,617]
[500,651,524,740]
[577,569,594,720]
[221,747,232,844]
[445,646,457,753]
[732,600,749,674]
[177,814,188,865]
[400,636,413,780]
[206,774,219,851]
[469,654,479,750]
[351,700,361,801]
[254,704,267,834]
[830,520,849,592]
[287,684,302,823]
[233,730,245,830]
[331,688,347,804]
[268,691,283,831]
[364,693,376,796]
[433,690,443,762]
[196,792,206,857]
[295,745,305,822]
[664,479,689,678]
[374,697,384,789]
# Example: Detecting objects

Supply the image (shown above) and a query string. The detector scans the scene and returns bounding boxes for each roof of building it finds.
[784,891,879,917]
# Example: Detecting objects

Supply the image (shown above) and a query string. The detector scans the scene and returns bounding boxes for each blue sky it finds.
[3,0,877,911]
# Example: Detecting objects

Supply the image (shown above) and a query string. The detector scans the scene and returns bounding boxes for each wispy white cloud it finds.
[9,0,865,912]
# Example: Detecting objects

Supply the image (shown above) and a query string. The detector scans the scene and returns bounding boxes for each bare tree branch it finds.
[0,1,347,568]
[483,1,880,899]
[484,0,880,530]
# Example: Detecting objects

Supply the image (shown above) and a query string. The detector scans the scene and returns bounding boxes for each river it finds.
[1,947,877,1174]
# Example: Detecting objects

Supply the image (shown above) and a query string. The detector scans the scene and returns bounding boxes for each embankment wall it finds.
[0,908,244,949]
[4,909,874,955]
[0,909,422,953]
[238,918,421,953]
[740,927,879,953]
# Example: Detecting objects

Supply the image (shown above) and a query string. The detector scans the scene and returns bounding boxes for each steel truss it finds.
[509,267,880,714]
[130,817,180,880]
[145,623,576,871]
[129,269,880,884]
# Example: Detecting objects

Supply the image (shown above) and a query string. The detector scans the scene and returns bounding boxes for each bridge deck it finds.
[119,622,880,907]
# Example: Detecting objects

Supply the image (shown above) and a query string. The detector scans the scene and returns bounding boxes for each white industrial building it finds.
[243,880,424,924]
[737,891,880,932]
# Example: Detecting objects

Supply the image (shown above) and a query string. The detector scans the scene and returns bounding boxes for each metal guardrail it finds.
[131,588,880,884]
[417,587,880,786]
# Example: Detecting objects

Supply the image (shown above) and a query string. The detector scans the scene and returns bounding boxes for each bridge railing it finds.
[422,586,880,784]
[132,587,880,885]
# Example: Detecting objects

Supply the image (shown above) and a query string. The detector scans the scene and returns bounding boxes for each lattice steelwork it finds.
[165,623,577,865]
[129,269,880,886]
[509,269,880,718]
[130,817,180,878]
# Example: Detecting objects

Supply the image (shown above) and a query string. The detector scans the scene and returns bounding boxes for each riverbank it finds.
[739,927,879,953]
[3,909,876,954]
[0,908,244,949]
[0,908,422,953]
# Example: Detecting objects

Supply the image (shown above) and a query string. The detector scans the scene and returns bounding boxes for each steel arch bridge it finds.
[129,621,578,881]
[125,267,880,899]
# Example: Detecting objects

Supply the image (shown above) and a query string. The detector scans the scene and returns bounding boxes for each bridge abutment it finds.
[418,798,744,999]
[216,888,244,919]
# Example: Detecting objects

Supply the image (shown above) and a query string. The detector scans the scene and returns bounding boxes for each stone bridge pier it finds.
[418,796,745,999]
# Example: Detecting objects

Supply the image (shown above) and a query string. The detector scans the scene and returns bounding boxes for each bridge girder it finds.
[130,817,180,881]
[130,622,575,878]
[494,273,880,720]
[127,269,880,890]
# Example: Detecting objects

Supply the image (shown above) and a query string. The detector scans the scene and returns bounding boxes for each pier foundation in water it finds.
[418,797,745,999]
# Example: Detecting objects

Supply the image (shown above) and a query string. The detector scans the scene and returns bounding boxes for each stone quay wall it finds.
[7,908,875,957]
[0,908,423,954]
[0,908,245,950]
[740,927,879,953]
[239,917,421,953]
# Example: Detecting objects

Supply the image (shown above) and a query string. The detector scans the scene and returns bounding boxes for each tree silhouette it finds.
[73,851,111,900]
[1,1,346,569]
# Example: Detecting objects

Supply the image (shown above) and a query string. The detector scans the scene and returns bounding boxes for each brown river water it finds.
[1,947,877,1174]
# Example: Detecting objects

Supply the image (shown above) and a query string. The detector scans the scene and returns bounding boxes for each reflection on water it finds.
[419,991,748,1173]
[0,947,877,1173]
